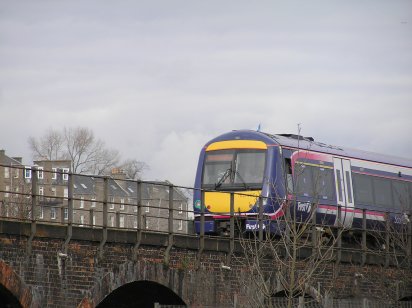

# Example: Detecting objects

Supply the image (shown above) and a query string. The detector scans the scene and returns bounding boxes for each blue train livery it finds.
[193,130,412,235]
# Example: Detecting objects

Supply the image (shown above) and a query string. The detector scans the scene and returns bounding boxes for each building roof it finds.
[73,175,96,195]
[0,150,24,165]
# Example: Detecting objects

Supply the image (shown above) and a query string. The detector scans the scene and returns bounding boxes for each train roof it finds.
[209,130,412,169]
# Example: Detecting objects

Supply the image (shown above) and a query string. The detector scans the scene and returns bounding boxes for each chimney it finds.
[111,168,128,191]
[111,168,127,180]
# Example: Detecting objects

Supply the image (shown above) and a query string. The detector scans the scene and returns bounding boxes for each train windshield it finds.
[202,149,266,190]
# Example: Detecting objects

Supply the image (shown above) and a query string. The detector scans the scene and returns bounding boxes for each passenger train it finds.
[193,130,412,235]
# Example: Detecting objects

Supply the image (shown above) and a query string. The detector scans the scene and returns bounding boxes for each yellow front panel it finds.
[206,140,267,151]
[204,190,261,213]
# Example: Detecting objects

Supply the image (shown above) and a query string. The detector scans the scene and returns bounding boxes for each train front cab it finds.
[193,136,283,235]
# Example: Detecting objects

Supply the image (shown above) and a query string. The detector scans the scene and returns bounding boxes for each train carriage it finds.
[193,130,412,235]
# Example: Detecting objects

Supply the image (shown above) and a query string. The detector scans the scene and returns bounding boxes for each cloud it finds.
[146,130,213,186]
[0,0,411,184]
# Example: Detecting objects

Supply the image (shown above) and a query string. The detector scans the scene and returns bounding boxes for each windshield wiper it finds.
[234,169,249,190]
[215,168,232,189]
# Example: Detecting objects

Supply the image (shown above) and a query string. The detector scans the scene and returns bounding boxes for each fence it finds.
[0,164,411,306]
[0,165,193,233]
[0,164,411,264]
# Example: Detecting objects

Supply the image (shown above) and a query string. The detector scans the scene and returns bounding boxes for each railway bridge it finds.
[0,218,412,308]
[0,166,411,307]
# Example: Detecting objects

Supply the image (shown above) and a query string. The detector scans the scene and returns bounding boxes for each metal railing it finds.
[0,164,411,266]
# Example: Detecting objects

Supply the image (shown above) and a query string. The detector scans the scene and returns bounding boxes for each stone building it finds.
[0,151,190,233]
[0,150,28,219]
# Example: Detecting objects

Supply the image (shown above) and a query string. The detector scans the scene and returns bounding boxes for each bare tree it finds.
[230,144,350,308]
[63,127,120,174]
[361,208,411,268]
[119,159,149,180]
[28,128,64,160]
[234,192,344,308]
[28,126,121,175]
[233,164,412,307]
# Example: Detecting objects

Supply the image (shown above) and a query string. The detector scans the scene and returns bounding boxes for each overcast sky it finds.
[1,1,411,187]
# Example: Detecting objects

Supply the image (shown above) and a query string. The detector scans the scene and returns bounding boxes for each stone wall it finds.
[0,220,411,307]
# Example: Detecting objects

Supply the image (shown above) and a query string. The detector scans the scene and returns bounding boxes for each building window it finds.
[5,185,10,198]
[39,186,44,200]
[51,208,57,220]
[145,201,150,213]
[52,168,57,180]
[80,215,84,226]
[110,197,115,210]
[110,215,115,227]
[64,208,68,220]
[178,202,183,214]
[91,198,96,208]
[120,198,125,210]
[64,188,68,199]
[119,216,125,228]
[14,168,19,178]
[51,187,56,197]
[4,167,9,179]
[37,167,44,179]
[133,219,138,229]
[62,168,69,181]
[178,220,183,231]
[39,206,44,219]
[80,196,84,209]
[24,167,31,179]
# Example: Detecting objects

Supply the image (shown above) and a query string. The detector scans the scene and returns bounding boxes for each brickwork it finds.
[0,221,411,307]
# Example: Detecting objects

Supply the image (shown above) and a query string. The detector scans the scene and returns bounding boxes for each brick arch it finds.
[78,260,187,308]
[272,283,323,305]
[0,260,40,308]
[398,281,412,302]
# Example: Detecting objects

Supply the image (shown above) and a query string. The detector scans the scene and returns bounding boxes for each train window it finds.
[202,149,266,189]
[284,158,292,174]
[235,152,265,185]
[336,170,343,202]
[345,171,353,204]
[373,177,392,208]
[353,173,373,204]
[203,153,232,186]
[409,183,412,210]
[295,163,314,197]
[392,181,409,210]
[312,167,336,200]
[285,159,293,194]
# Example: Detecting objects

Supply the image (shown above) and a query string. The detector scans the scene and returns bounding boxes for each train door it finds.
[333,158,355,228]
